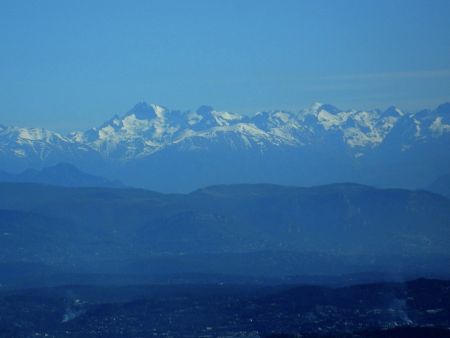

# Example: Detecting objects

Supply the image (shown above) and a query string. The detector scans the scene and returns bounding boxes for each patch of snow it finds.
[317,110,343,130]
[3,101,450,163]
[413,119,422,138]
[430,117,450,136]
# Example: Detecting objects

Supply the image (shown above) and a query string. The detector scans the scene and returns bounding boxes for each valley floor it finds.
[1,279,449,337]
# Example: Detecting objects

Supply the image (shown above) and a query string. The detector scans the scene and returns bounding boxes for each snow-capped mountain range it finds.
[68,102,410,159]
[1,102,450,192]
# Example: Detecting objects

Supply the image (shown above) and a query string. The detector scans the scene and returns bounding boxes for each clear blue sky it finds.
[1,0,449,132]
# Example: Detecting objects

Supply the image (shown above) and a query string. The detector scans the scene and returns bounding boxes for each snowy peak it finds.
[0,125,71,147]
[318,103,342,115]
[382,106,404,118]
[125,102,166,120]
[307,102,324,113]
[1,102,449,165]
[196,105,214,116]
[191,106,243,129]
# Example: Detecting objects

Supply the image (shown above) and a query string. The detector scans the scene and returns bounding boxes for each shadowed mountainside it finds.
[0,182,449,279]
[0,163,123,188]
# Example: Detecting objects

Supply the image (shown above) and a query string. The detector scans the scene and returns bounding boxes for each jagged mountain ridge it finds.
[1,102,449,191]
[69,102,408,160]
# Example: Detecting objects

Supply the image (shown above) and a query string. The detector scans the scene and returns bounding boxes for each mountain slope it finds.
[1,102,450,191]
[0,183,449,277]
[0,163,123,188]
[427,173,450,199]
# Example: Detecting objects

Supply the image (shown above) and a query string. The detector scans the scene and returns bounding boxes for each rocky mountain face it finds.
[1,102,449,192]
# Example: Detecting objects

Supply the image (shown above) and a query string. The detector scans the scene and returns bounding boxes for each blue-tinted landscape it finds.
[1,1,450,337]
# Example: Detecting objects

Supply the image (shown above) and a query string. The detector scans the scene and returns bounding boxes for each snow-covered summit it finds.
[1,102,449,166]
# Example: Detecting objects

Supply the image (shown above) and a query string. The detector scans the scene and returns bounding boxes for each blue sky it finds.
[0,0,449,132]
